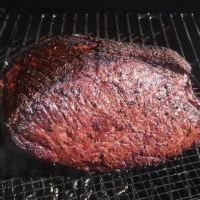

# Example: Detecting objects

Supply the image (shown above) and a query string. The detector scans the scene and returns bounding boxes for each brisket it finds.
[1,34,200,172]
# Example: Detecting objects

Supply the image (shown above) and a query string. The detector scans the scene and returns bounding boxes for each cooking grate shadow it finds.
[0,10,200,200]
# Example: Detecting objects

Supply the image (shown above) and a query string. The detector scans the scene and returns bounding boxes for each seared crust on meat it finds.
[2,34,200,172]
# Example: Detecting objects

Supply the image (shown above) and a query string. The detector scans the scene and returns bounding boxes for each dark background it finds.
[0,0,200,11]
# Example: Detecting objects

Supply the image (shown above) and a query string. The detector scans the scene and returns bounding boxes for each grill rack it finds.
[1,10,200,200]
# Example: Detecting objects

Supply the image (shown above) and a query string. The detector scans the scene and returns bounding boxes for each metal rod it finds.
[146,172,157,200]
[191,13,200,37]
[40,177,46,197]
[99,175,111,199]
[60,13,66,35]
[96,12,100,38]
[128,175,142,199]
[196,145,200,160]
[0,14,9,40]
[84,13,88,35]
[126,13,133,43]
[180,13,200,86]
[3,153,200,193]
[158,14,170,48]
[169,14,200,85]
[1,14,21,71]
[117,171,131,200]
[176,156,195,198]
[148,13,157,46]
[9,14,21,46]
[22,14,33,47]
[35,14,45,43]
[48,14,56,38]
[72,13,77,34]
[169,14,185,58]
[183,154,200,188]
[180,13,200,64]
[156,109,173,200]
[104,13,108,39]
[115,13,120,41]
[2,168,200,199]
[88,174,107,199]
[137,14,145,44]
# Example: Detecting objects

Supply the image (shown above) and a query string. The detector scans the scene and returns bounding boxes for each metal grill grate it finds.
[1,10,200,200]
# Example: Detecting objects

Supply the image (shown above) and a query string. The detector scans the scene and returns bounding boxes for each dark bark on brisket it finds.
[2,34,200,172]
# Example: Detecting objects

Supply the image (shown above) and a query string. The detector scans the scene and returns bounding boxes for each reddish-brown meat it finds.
[2,34,200,172]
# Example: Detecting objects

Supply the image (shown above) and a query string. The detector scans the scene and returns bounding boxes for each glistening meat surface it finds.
[2,34,200,172]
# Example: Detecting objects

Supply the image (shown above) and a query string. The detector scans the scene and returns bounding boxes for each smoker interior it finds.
[1,10,200,200]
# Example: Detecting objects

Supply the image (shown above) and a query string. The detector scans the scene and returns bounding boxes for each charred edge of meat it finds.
[1,34,191,79]
[69,34,191,74]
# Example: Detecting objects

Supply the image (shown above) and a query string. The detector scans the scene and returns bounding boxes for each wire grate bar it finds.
[0,149,200,186]
[160,166,174,200]
[3,177,200,200]
[180,13,200,65]
[1,175,200,199]
[48,14,56,38]
[96,12,100,38]
[22,14,33,47]
[115,14,120,42]
[137,14,145,44]
[157,15,200,196]
[0,14,9,40]
[85,174,97,199]
[118,172,131,200]
[0,14,9,66]
[1,14,21,72]
[126,13,133,43]
[35,14,45,43]
[1,167,200,195]
[178,155,195,198]
[104,13,108,39]
[196,146,200,160]
[73,13,77,34]
[158,14,170,48]
[191,13,200,37]
[148,13,157,46]
[169,14,185,58]
[7,14,21,47]
[60,13,66,35]
[84,13,88,35]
